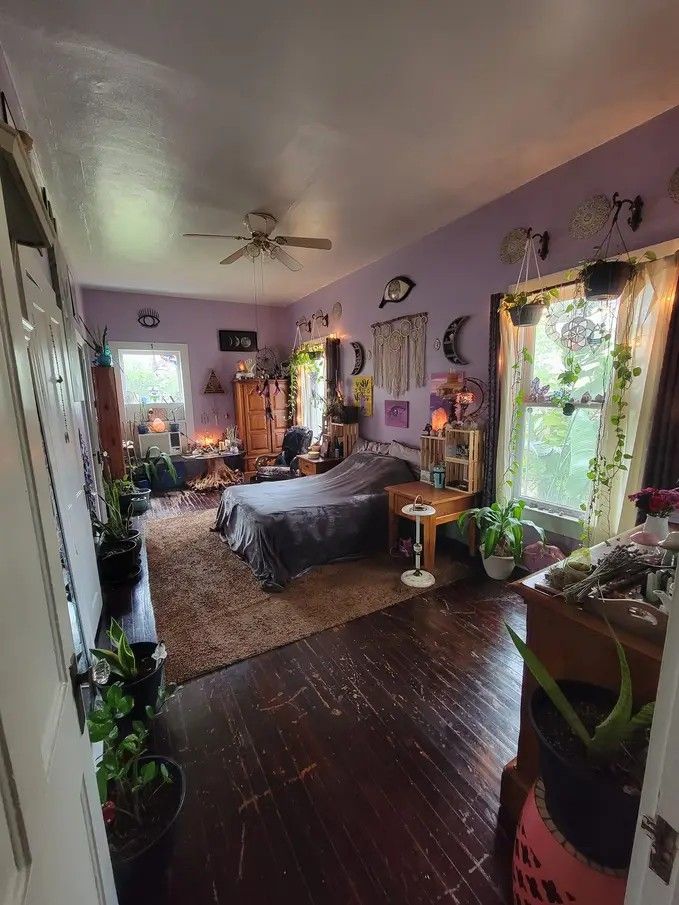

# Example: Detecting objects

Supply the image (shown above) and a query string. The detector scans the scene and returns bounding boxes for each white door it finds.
[626,556,679,903]
[22,262,102,649]
[0,251,116,905]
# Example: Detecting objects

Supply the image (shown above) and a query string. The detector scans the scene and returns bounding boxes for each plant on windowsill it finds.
[550,351,583,415]
[458,499,545,580]
[87,684,185,899]
[287,345,323,422]
[91,619,172,724]
[507,623,655,868]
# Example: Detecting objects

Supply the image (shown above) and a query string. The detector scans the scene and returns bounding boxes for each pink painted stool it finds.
[512,782,627,904]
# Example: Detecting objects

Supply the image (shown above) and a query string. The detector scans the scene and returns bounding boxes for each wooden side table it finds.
[298,455,342,477]
[385,481,478,569]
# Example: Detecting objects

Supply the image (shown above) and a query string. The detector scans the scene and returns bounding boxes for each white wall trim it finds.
[109,340,194,440]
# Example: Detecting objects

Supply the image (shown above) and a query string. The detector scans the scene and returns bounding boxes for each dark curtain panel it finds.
[642,272,679,490]
[325,336,341,399]
[482,293,503,506]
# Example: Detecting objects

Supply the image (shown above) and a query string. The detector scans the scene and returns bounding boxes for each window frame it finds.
[511,319,606,524]
[109,341,194,441]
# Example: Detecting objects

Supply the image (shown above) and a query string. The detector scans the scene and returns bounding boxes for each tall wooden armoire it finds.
[91,365,125,478]
[233,378,289,475]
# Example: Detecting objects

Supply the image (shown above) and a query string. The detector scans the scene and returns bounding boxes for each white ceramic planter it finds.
[480,545,516,580]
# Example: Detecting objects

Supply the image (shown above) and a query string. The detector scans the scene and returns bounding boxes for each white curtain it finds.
[593,254,678,542]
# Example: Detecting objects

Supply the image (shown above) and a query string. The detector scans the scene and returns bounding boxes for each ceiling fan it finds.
[183,212,332,271]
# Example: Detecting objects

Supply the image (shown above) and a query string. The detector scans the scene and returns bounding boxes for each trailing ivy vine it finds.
[287,345,323,422]
[502,346,533,493]
[580,342,641,544]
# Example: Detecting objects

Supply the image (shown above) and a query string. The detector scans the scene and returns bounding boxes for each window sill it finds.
[523,504,582,541]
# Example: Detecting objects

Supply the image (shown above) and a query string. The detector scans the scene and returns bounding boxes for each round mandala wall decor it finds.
[499,227,529,265]
[568,194,612,239]
[669,167,679,203]
[332,300,343,321]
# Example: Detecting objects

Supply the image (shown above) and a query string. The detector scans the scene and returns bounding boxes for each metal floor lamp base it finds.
[400,568,436,589]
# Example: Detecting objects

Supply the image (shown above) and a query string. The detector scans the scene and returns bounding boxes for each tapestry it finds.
[352,375,373,417]
[371,312,427,396]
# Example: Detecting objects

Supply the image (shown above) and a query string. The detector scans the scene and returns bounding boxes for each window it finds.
[514,297,618,518]
[110,341,194,439]
[299,350,326,440]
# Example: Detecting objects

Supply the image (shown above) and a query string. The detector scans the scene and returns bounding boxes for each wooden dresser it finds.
[233,378,289,475]
[91,365,125,478]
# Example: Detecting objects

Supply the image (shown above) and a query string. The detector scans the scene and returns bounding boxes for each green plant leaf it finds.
[117,632,137,679]
[621,702,655,744]
[506,624,592,749]
[590,635,633,759]
[140,760,157,784]
[108,618,125,650]
[96,768,109,805]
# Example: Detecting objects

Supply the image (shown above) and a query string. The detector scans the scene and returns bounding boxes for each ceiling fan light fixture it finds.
[244,243,261,260]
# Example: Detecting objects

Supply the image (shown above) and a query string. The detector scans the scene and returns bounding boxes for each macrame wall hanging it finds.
[371,312,428,396]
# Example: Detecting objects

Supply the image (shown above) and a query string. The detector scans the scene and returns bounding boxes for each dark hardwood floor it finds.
[103,491,525,905]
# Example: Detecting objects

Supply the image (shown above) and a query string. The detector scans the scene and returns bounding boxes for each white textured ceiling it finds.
[2,1,679,304]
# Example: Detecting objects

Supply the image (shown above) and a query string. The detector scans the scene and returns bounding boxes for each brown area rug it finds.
[145,508,468,683]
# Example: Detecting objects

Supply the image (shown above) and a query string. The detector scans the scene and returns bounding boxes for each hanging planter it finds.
[581,260,635,302]
[500,227,556,328]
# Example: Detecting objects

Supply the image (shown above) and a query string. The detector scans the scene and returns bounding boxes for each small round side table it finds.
[400,498,436,588]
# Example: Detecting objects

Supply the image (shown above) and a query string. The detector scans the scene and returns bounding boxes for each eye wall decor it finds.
[137,307,160,328]
[379,276,415,309]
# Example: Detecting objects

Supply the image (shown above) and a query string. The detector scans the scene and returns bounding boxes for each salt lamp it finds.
[149,417,166,433]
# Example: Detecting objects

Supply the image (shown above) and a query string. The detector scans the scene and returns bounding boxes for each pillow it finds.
[354,437,391,456]
[388,441,421,478]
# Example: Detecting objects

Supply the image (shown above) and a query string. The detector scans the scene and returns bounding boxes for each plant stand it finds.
[513,782,626,904]
[400,501,436,588]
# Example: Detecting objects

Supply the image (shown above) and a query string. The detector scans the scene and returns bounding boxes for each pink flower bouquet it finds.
[628,486,679,517]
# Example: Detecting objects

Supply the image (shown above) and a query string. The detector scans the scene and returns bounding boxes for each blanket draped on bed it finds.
[214,451,413,588]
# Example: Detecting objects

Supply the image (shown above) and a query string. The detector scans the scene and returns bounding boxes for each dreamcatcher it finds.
[372,312,427,396]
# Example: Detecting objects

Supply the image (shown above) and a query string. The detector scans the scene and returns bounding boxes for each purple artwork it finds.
[385,400,409,428]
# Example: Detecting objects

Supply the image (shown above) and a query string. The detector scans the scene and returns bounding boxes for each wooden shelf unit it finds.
[420,426,483,493]
[328,422,358,456]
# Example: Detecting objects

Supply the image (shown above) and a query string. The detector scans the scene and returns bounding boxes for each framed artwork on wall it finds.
[385,400,409,429]
[218,330,258,352]
[352,376,373,417]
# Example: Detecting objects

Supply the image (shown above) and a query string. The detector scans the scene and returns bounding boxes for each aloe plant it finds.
[91,619,138,680]
[507,623,655,763]
[458,499,544,562]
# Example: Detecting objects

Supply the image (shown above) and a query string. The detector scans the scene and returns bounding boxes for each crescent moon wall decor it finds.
[442,316,469,365]
[350,341,365,375]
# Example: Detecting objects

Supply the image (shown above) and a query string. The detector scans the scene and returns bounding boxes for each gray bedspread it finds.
[214,451,413,588]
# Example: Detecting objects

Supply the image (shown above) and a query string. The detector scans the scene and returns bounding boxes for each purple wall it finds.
[82,288,288,433]
[287,105,679,446]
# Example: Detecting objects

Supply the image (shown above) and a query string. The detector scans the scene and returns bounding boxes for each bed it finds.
[214,450,413,588]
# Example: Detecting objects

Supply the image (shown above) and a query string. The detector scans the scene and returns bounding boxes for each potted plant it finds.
[91,619,168,723]
[135,446,178,494]
[507,624,655,868]
[628,486,679,543]
[581,259,635,302]
[92,482,142,583]
[500,289,557,327]
[87,684,185,903]
[81,323,112,366]
[458,499,544,580]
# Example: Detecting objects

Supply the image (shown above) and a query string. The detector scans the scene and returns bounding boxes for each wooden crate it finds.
[420,434,445,482]
[443,426,483,493]
[329,422,358,456]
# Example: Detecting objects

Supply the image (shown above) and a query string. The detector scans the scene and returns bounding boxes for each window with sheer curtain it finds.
[496,254,678,541]
[296,346,326,440]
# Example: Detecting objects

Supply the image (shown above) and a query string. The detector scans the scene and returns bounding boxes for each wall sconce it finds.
[296,316,312,334]
[312,309,329,328]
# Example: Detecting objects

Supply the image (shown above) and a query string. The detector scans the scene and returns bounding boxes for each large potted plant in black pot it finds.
[136,446,178,494]
[87,683,185,905]
[92,619,168,724]
[93,482,142,583]
[508,624,655,868]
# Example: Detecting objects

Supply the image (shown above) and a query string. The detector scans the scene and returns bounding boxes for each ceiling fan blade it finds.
[184,232,249,240]
[219,246,247,265]
[271,245,302,271]
[274,236,332,250]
